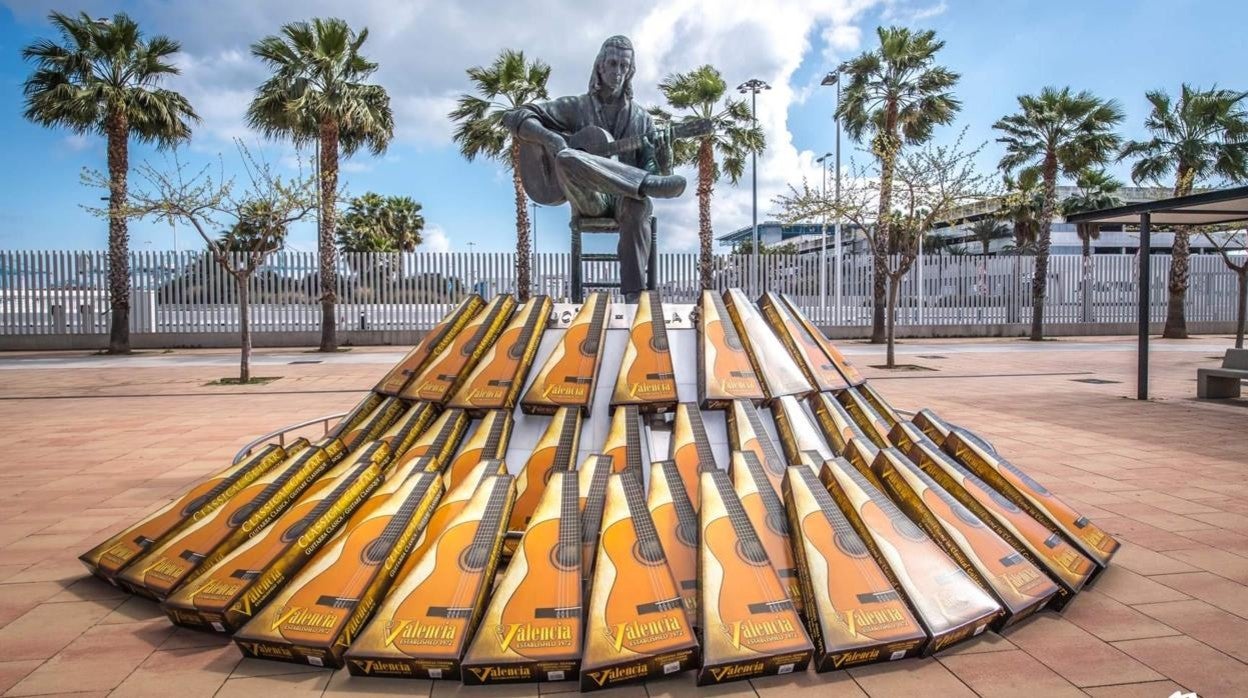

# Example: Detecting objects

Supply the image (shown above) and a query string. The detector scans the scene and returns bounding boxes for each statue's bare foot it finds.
[641,174,686,198]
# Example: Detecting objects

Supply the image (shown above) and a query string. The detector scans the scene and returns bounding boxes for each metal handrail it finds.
[232,412,347,464]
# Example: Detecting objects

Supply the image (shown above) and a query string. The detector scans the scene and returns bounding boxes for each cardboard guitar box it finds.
[667,403,717,511]
[602,405,645,476]
[233,471,443,668]
[697,469,812,685]
[578,453,614,586]
[809,391,876,457]
[395,458,508,583]
[580,473,700,691]
[782,466,926,671]
[646,460,699,622]
[820,457,1002,654]
[332,396,407,453]
[448,296,552,416]
[388,408,468,477]
[374,402,438,465]
[854,382,902,430]
[441,410,512,491]
[891,422,1095,610]
[462,471,583,685]
[874,446,1059,629]
[696,289,765,409]
[758,292,851,392]
[82,443,288,582]
[611,291,678,414]
[777,294,866,386]
[374,295,485,395]
[835,388,891,449]
[508,408,581,534]
[721,288,812,402]
[345,474,516,680]
[729,451,804,616]
[522,292,609,416]
[943,431,1119,577]
[402,294,518,404]
[725,399,788,497]
[771,395,834,466]
[115,437,333,600]
[162,442,388,631]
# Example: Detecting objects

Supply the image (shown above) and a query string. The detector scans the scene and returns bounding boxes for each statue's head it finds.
[589,35,635,101]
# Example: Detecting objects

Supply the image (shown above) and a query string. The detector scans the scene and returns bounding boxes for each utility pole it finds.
[815,152,833,319]
[821,67,844,323]
[738,78,770,295]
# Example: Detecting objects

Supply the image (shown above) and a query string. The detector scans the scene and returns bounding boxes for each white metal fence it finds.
[0,249,1239,337]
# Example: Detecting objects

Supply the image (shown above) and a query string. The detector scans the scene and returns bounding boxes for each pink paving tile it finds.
[0,660,43,694]
[1002,614,1164,687]
[938,649,1084,698]
[322,668,435,696]
[1161,546,1248,584]
[1111,542,1200,576]
[1091,566,1191,605]
[110,644,240,698]
[1133,599,1248,663]
[1150,572,1248,620]
[5,618,174,696]
[1083,680,1188,697]
[1113,635,1248,698]
[847,657,976,697]
[1061,590,1180,642]
[751,668,867,697]
[0,599,121,661]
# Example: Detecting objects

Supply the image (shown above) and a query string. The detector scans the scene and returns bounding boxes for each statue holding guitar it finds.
[504,35,710,302]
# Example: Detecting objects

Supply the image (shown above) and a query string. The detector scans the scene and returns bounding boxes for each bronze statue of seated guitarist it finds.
[505,35,691,302]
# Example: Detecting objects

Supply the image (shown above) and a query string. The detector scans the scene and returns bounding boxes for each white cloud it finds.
[62,133,93,152]
[422,224,452,253]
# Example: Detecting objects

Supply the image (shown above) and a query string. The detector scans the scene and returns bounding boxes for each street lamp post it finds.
[821,68,844,323]
[815,152,833,319]
[737,78,770,295]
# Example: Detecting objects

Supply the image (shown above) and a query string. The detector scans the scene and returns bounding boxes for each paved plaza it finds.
[0,336,1245,697]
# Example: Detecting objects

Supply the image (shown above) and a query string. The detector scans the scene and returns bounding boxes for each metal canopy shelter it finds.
[1066,185,1248,399]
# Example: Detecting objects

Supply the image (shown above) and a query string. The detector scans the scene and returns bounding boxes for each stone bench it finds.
[1198,348,1248,399]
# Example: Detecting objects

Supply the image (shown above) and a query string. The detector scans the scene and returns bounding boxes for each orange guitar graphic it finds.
[602,405,645,476]
[668,403,716,510]
[697,290,765,408]
[647,460,699,619]
[727,399,787,497]
[442,410,512,491]
[449,296,552,414]
[730,451,802,614]
[522,292,609,416]
[759,292,850,392]
[509,407,581,532]
[402,294,517,403]
[612,291,677,413]
[375,295,484,395]
[778,293,865,386]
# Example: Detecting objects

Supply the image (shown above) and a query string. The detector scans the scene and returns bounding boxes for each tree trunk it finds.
[1081,227,1093,323]
[318,121,340,352]
[886,274,899,368]
[237,273,251,383]
[697,138,714,291]
[1163,229,1190,338]
[1236,270,1247,350]
[869,123,899,344]
[981,237,989,255]
[511,139,532,301]
[1164,167,1195,339]
[105,112,131,354]
[1031,154,1058,341]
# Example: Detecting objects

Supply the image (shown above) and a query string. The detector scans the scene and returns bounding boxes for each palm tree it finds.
[653,65,764,290]
[1120,85,1248,338]
[838,26,960,343]
[1000,169,1044,249]
[969,218,1010,255]
[336,193,425,252]
[994,87,1123,341]
[22,11,198,354]
[449,49,551,301]
[248,17,394,352]
[1061,168,1122,259]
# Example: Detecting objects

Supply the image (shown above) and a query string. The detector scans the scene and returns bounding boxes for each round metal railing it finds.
[232,412,347,465]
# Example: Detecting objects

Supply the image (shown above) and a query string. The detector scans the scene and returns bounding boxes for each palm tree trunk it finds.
[871,131,899,344]
[237,273,251,383]
[1164,168,1195,339]
[319,121,340,352]
[1031,156,1058,341]
[697,138,714,291]
[886,274,899,368]
[105,112,131,354]
[1163,230,1190,339]
[1081,227,1093,323]
[981,237,989,255]
[510,140,532,302]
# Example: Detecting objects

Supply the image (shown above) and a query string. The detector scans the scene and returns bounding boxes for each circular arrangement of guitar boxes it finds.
[80,289,1118,691]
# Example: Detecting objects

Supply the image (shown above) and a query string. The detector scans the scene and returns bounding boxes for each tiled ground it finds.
[0,335,1244,697]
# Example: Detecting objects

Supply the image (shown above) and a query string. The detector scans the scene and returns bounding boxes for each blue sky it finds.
[0,0,1243,253]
